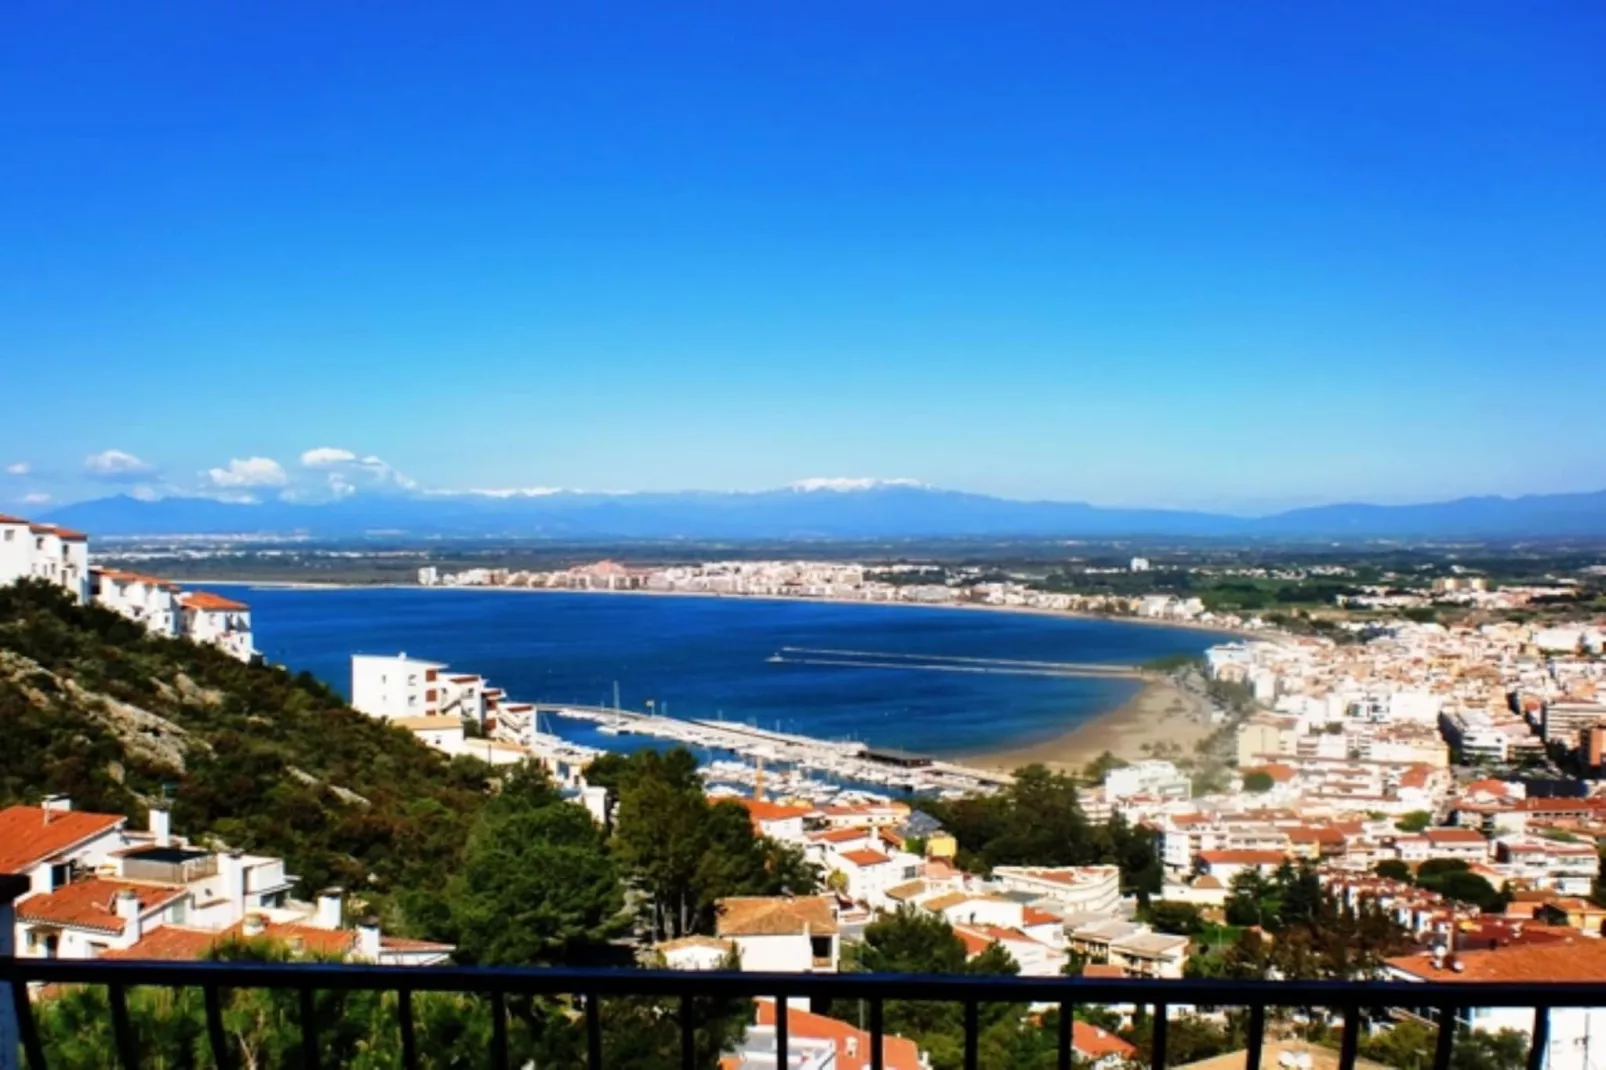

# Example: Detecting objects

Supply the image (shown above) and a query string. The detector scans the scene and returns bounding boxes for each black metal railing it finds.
[0,957,1593,1070]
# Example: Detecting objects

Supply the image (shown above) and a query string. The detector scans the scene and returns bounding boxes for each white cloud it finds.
[301,447,357,468]
[84,449,155,480]
[21,492,51,505]
[298,446,415,492]
[129,484,162,502]
[205,456,289,488]
[355,454,417,490]
[327,473,357,498]
[457,487,566,498]
[789,477,929,493]
[5,462,28,476]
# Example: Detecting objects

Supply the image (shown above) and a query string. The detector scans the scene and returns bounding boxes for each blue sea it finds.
[234,587,1225,757]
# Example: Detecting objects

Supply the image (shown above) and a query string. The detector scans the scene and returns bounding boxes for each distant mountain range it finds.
[40,483,1606,541]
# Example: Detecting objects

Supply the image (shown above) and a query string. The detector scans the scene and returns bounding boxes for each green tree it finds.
[855,910,1022,1070]
[1356,1019,1528,1070]
[602,748,820,938]
[1082,751,1128,785]
[1396,810,1433,833]
[1145,900,1205,936]
[446,764,631,966]
[921,764,1161,895]
[1375,859,1413,882]
[1417,867,1507,912]
[1242,770,1275,793]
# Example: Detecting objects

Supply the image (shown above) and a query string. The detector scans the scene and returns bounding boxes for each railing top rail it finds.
[3,959,1605,1008]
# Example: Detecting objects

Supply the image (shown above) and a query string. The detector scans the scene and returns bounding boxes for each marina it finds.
[537,701,1013,796]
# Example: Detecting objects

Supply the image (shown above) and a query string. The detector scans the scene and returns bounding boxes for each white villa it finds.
[0,513,89,603]
[0,512,254,660]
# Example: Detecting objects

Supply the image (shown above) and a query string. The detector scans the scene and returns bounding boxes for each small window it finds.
[810,935,832,960]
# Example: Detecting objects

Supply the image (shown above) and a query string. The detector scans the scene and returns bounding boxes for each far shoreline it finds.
[196,576,1254,640]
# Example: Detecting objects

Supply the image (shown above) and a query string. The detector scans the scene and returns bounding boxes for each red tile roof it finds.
[102,926,224,961]
[733,798,811,823]
[1074,1021,1137,1060]
[0,806,126,873]
[1199,849,1287,866]
[225,920,356,958]
[953,926,995,956]
[716,896,838,937]
[755,1000,922,1070]
[181,591,250,612]
[17,879,186,935]
[839,849,892,867]
[812,827,873,844]
[1389,938,1606,982]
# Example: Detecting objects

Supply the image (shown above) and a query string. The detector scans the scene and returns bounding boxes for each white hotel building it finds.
[0,511,255,661]
[0,513,90,603]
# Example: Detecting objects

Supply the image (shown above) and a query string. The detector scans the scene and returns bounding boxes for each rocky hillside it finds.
[0,581,490,931]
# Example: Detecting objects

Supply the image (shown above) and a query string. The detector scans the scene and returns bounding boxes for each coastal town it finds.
[9,514,1606,1067]
[418,557,1240,627]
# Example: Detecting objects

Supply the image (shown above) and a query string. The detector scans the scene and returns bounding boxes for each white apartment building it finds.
[2,798,450,966]
[0,514,89,603]
[91,568,183,637]
[351,653,446,720]
[0,797,129,897]
[715,896,840,973]
[1104,760,1191,802]
[179,591,256,661]
[830,848,921,910]
[990,866,1122,914]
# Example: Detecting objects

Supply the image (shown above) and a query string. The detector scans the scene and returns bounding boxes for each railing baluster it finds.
[776,993,788,1068]
[397,988,418,1070]
[1433,1006,1458,1070]
[1058,1001,1073,1070]
[680,994,694,1070]
[298,986,319,1070]
[1152,1002,1168,1070]
[108,984,137,1070]
[1337,1005,1359,1070]
[1528,1006,1550,1070]
[964,998,979,1070]
[490,991,509,1070]
[1245,1003,1266,1070]
[12,972,47,1070]
[586,992,603,1070]
[204,984,229,1070]
[870,997,885,1070]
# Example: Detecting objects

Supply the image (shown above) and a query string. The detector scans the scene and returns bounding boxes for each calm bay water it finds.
[236,587,1226,757]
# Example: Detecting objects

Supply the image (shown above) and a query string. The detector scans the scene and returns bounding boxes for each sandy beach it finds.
[959,675,1214,774]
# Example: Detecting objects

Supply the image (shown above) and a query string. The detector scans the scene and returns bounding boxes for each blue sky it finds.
[2,3,1603,514]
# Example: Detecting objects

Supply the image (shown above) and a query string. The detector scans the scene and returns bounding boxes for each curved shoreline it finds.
[957,676,1213,774]
[200,577,1250,640]
[214,579,1235,776]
